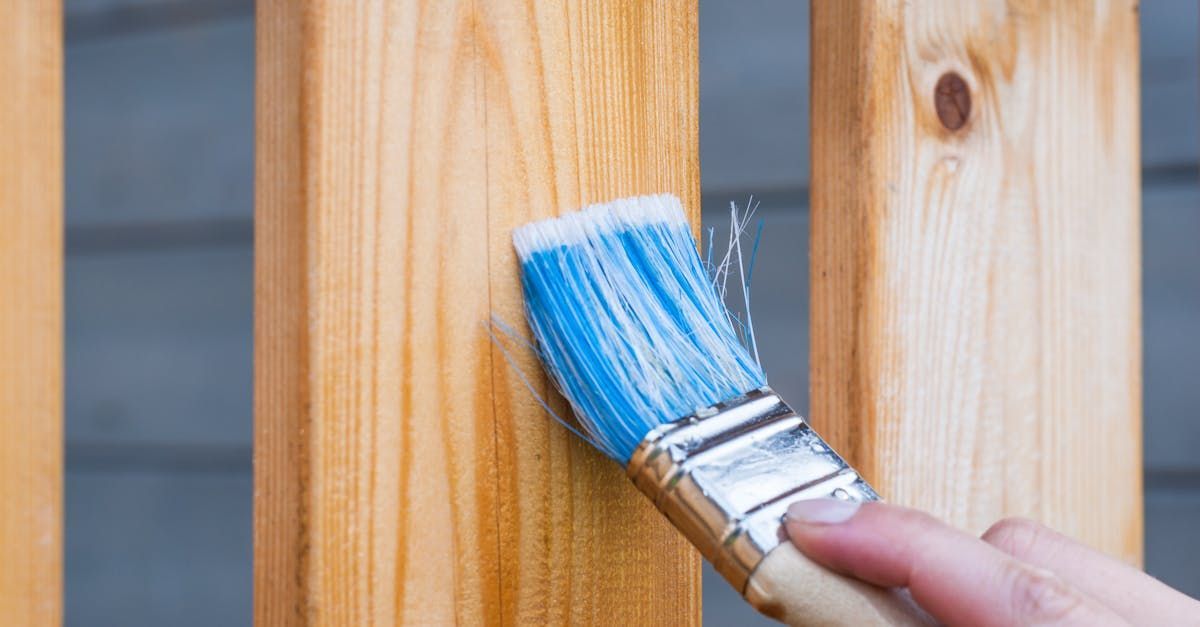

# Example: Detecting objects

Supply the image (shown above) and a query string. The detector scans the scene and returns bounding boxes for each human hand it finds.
[785,499,1200,626]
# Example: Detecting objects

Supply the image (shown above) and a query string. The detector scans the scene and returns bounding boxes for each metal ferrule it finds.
[626,387,879,594]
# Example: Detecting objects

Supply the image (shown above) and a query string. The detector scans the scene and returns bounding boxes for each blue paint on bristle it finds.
[512,194,767,463]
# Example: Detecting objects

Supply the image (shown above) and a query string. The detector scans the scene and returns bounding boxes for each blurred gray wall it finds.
[62,1,1198,625]
[65,2,253,625]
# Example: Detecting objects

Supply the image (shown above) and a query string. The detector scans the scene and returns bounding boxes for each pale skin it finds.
[785,499,1200,626]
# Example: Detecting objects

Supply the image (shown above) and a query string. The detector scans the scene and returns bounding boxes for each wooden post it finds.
[481,2,701,624]
[811,1,1142,562]
[255,2,699,624]
[0,1,63,624]
[480,3,700,619]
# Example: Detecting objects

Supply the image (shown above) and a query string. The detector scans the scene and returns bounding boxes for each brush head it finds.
[513,194,766,463]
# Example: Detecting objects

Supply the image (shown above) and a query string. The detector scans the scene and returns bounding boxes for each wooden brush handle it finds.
[742,542,933,626]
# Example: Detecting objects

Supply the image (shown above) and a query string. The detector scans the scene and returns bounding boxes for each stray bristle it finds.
[513,194,766,463]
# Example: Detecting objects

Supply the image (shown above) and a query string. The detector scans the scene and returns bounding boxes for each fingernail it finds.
[786,498,862,525]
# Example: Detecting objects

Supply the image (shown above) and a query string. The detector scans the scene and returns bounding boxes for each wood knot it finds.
[934,72,971,131]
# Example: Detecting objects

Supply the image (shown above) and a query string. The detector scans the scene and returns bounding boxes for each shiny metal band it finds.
[626,387,879,594]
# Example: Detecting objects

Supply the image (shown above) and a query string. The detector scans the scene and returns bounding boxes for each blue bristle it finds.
[512,194,767,463]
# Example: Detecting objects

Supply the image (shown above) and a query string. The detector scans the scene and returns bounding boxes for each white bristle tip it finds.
[512,194,687,260]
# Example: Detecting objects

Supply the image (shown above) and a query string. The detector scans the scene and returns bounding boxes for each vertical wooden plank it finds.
[255,1,700,624]
[811,1,1142,562]
[481,2,701,625]
[0,1,63,624]
[255,1,496,623]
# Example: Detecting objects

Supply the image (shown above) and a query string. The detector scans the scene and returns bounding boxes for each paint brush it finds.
[509,194,928,626]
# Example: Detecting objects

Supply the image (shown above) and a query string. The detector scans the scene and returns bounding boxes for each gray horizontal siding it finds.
[65,471,252,627]
[1146,490,1200,598]
[699,0,809,192]
[66,18,253,228]
[66,247,252,448]
[1143,185,1200,472]
[1140,0,1200,169]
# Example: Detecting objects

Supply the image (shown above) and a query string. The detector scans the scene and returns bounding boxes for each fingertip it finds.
[786,497,863,526]
[981,517,1057,562]
[783,498,868,562]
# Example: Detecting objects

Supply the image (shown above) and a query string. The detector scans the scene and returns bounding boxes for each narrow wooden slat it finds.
[255,1,700,623]
[810,0,1142,562]
[481,2,701,624]
[0,1,63,624]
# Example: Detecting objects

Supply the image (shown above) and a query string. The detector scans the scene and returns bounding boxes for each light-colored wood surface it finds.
[0,1,63,624]
[255,1,496,623]
[810,1,1142,563]
[481,2,701,624]
[255,1,699,624]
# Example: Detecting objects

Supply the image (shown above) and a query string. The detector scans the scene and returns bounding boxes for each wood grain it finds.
[810,0,1142,563]
[0,1,63,624]
[255,1,699,624]
[480,2,701,624]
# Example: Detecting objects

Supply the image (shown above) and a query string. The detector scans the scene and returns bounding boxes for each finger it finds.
[785,499,1127,627]
[983,517,1200,625]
